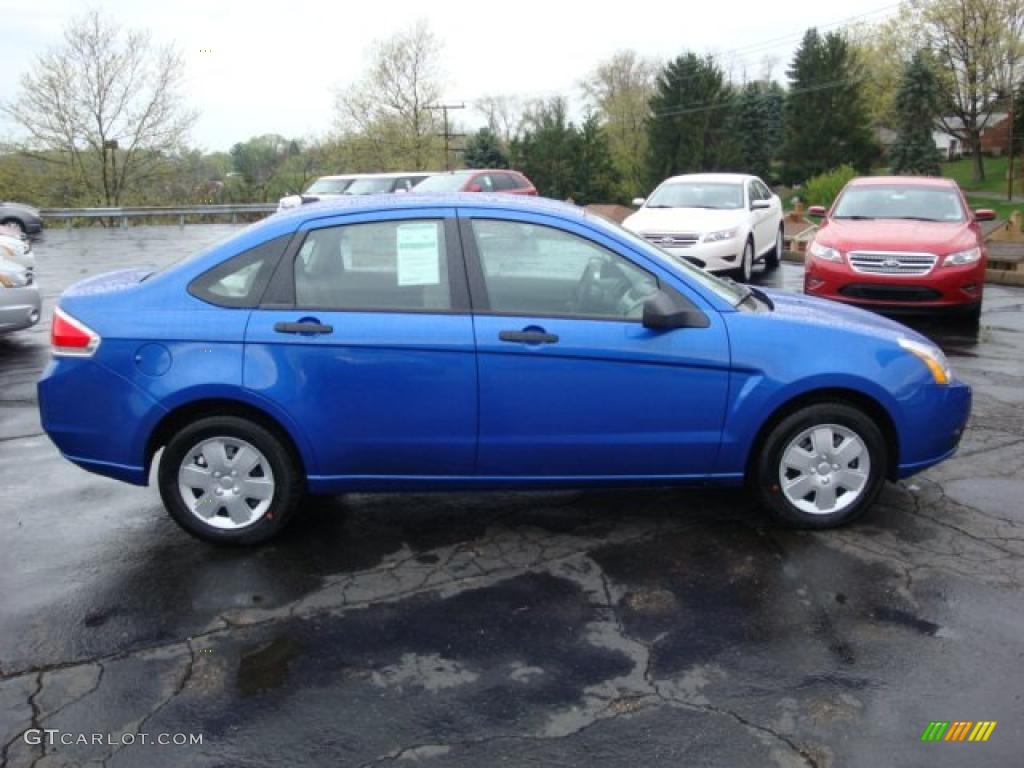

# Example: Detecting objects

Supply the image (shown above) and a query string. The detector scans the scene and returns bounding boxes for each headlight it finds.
[809,240,842,262]
[703,228,737,243]
[898,337,951,385]
[943,246,981,266]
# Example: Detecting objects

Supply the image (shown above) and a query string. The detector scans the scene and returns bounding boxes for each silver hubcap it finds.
[779,424,870,515]
[178,437,275,530]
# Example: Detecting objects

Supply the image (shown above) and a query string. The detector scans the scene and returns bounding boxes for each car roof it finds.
[848,175,958,188]
[316,172,435,181]
[661,173,754,184]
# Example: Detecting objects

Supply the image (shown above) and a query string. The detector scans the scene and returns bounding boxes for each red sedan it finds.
[804,176,994,325]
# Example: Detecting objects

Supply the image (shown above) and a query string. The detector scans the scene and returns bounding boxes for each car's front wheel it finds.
[754,402,887,528]
[765,225,783,269]
[734,238,754,282]
[158,416,304,545]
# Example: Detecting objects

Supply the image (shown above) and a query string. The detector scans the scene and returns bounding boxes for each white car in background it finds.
[623,173,784,282]
[277,172,433,212]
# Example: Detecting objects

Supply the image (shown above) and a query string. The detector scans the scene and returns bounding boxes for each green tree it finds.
[644,53,737,189]
[229,135,300,201]
[890,51,943,176]
[734,80,786,181]
[574,113,621,204]
[510,97,580,200]
[463,127,508,168]
[781,29,877,184]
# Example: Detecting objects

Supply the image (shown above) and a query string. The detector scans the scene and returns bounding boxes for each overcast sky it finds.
[0,0,899,152]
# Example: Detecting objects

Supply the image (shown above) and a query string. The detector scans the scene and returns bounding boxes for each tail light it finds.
[51,307,100,357]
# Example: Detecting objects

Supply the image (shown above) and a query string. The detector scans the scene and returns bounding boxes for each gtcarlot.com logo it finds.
[23,729,203,746]
[921,721,997,742]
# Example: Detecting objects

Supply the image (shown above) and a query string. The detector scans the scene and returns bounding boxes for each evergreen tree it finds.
[734,81,786,181]
[462,127,509,169]
[781,29,878,184]
[890,51,943,176]
[644,53,738,188]
[510,98,580,200]
[574,113,622,204]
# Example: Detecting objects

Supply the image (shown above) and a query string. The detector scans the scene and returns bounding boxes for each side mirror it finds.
[632,197,646,207]
[642,290,710,330]
[751,200,771,210]
[807,205,827,218]
[973,208,996,222]
[467,183,483,193]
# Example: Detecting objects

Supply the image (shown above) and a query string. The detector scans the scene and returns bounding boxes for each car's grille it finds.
[839,284,943,302]
[643,232,700,248]
[848,251,937,276]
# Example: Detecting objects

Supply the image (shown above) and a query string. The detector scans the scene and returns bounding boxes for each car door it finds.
[749,179,778,254]
[461,210,731,479]
[244,208,478,484]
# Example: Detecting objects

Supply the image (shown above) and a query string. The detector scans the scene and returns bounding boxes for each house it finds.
[933,114,1010,159]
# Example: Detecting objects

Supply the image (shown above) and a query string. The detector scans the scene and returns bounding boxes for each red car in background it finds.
[412,169,537,196]
[804,176,994,325]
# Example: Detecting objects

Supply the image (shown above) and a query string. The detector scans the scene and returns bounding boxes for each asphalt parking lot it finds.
[2,224,1023,767]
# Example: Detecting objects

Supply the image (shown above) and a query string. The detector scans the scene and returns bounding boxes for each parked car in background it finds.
[623,174,784,282]
[412,169,537,196]
[0,247,41,335]
[0,224,35,270]
[39,194,970,545]
[278,173,432,212]
[804,177,993,325]
[0,201,44,236]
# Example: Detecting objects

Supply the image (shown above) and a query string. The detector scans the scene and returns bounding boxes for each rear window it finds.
[188,235,291,308]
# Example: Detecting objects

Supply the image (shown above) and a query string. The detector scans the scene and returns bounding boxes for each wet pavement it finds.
[2,225,1023,767]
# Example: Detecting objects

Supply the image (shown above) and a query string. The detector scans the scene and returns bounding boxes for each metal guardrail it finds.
[40,204,278,228]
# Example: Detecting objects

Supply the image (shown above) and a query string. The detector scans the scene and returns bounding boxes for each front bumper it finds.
[896,378,972,478]
[805,254,985,310]
[0,284,42,334]
[655,239,743,273]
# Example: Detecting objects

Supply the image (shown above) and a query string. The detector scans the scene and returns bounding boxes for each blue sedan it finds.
[38,195,971,544]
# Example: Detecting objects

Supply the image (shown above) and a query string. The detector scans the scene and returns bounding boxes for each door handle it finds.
[499,330,559,344]
[274,321,334,335]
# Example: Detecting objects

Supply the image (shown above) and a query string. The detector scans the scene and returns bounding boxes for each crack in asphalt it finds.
[1,671,43,768]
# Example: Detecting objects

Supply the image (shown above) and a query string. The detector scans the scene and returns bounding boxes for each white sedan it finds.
[623,173,784,282]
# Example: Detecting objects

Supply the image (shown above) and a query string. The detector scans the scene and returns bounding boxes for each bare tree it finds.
[474,94,524,146]
[335,20,445,170]
[2,10,196,206]
[915,0,1024,182]
[581,50,658,195]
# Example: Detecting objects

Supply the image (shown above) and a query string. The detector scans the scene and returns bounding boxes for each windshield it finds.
[345,177,397,195]
[412,172,472,192]
[305,178,352,195]
[646,181,744,210]
[832,185,966,222]
[585,211,749,306]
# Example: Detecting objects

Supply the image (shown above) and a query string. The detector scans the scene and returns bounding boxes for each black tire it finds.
[1,218,25,235]
[765,225,783,270]
[753,401,887,529]
[956,302,981,329]
[158,415,304,545]
[733,238,754,283]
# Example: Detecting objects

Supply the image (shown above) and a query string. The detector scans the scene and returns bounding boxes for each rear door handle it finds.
[274,321,334,335]
[499,330,559,344]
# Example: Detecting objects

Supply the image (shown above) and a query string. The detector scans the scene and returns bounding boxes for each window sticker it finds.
[396,222,441,286]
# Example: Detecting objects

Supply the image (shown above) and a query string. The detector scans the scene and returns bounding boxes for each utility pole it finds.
[426,103,465,170]
[1007,86,1016,201]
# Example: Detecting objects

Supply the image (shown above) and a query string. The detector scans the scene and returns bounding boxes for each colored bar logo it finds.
[921,721,996,742]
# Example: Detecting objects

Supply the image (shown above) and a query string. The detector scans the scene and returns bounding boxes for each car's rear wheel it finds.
[734,238,754,282]
[754,402,887,528]
[765,225,783,269]
[1,218,25,235]
[158,416,304,545]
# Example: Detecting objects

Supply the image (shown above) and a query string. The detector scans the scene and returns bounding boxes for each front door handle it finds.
[499,329,559,344]
[274,321,334,335]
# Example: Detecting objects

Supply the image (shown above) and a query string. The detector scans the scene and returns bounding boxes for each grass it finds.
[965,195,1022,221]
[940,156,1011,194]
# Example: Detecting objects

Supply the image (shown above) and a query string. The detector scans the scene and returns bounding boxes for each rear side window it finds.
[294,219,451,311]
[491,173,518,191]
[189,234,290,308]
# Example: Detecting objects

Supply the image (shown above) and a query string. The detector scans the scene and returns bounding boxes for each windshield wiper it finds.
[833,215,875,220]
[887,216,943,222]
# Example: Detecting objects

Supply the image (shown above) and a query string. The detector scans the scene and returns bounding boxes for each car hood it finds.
[759,287,931,345]
[623,207,743,234]
[816,218,975,255]
[1,202,41,217]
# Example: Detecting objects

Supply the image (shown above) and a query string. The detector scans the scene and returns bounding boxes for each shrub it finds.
[802,164,858,208]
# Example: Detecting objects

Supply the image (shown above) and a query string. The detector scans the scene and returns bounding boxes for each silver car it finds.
[0,243,41,335]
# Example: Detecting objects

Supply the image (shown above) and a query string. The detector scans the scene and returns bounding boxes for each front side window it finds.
[412,172,473,193]
[471,219,658,320]
[344,177,398,195]
[306,178,352,195]
[294,220,451,311]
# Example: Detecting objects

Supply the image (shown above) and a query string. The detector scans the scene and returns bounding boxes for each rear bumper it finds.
[0,285,42,333]
[805,255,984,310]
